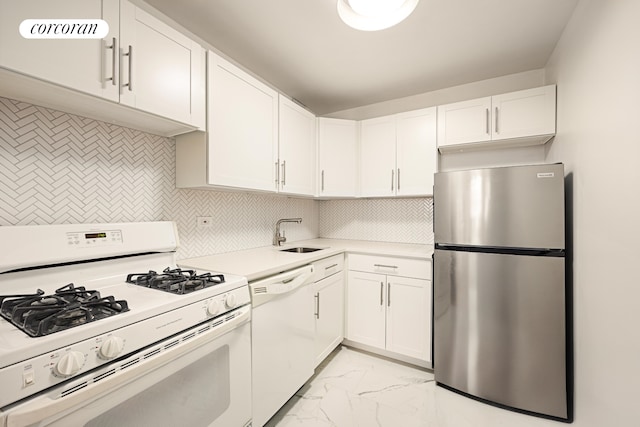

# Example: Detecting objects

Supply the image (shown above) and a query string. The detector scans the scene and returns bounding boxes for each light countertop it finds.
[178,238,433,282]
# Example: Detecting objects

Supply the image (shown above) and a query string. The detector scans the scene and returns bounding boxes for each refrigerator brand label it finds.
[537,172,555,178]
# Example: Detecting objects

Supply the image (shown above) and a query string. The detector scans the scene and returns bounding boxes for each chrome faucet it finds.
[273,218,302,246]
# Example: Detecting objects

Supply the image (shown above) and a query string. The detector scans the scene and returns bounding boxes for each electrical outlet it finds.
[196,216,213,228]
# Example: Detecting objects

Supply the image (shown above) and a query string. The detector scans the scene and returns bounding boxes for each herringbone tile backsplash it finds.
[0,96,431,260]
[320,198,433,244]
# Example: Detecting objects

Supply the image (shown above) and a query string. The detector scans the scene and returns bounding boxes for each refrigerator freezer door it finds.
[433,249,568,419]
[434,163,564,249]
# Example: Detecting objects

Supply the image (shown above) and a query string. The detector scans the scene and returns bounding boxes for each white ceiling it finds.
[143,0,579,116]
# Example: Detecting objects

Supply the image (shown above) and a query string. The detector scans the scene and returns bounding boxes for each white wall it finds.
[544,0,640,425]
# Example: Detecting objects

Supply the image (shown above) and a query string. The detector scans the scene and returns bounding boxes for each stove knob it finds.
[54,351,85,377]
[99,336,125,360]
[225,293,237,309]
[206,300,221,316]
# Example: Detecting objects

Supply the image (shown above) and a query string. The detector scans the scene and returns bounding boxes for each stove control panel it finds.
[66,229,123,247]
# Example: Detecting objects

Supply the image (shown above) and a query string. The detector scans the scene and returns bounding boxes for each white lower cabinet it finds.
[312,254,345,367]
[314,272,345,366]
[346,271,386,348]
[385,276,431,360]
[346,255,432,365]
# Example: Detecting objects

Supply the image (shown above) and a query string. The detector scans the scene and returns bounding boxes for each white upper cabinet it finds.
[317,118,358,197]
[0,0,120,102]
[490,85,556,141]
[396,108,437,196]
[206,52,278,192]
[278,96,316,196]
[119,2,205,128]
[360,115,397,197]
[360,107,437,197]
[0,0,205,135]
[436,97,492,146]
[437,85,556,151]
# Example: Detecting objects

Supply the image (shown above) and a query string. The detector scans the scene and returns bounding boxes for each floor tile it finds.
[264,345,561,427]
[265,346,435,427]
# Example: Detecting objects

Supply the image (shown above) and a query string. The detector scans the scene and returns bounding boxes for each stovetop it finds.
[0,252,248,370]
[0,267,229,338]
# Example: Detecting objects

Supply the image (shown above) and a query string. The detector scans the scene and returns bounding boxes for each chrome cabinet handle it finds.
[380,282,384,306]
[387,284,391,307]
[281,160,286,186]
[122,45,133,91]
[374,264,398,269]
[485,108,490,134]
[397,168,400,191]
[495,107,499,134]
[314,293,320,319]
[391,169,394,191]
[105,37,116,86]
[325,264,338,270]
[321,170,325,192]
[275,161,279,187]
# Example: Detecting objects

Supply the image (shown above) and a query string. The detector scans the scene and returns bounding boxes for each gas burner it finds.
[0,284,129,337]
[126,267,225,295]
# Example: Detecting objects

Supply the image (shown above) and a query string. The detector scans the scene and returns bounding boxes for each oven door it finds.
[0,306,251,427]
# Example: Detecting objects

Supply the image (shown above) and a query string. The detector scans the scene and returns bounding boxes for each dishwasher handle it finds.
[250,265,314,307]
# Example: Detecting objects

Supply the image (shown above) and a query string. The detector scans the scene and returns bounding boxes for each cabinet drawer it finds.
[348,254,431,280]
[312,254,345,282]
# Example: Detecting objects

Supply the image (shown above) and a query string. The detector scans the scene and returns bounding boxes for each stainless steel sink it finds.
[280,247,323,253]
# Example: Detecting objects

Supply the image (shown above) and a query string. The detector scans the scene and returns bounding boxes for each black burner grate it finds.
[126,267,225,295]
[0,284,129,337]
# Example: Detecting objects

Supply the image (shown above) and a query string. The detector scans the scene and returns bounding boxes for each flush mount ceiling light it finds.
[337,0,420,31]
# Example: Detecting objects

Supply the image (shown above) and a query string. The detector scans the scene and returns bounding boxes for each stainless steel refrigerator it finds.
[433,163,572,422]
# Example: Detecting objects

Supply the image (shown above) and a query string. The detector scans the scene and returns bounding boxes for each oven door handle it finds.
[5,306,251,427]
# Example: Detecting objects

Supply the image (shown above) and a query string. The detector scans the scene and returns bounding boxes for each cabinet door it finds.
[491,85,556,141]
[314,273,345,366]
[346,271,385,349]
[360,116,396,197]
[208,53,278,192]
[317,118,358,197]
[386,276,431,362]
[119,2,204,127]
[437,97,492,147]
[278,96,316,196]
[0,0,119,102]
[396,107,437,196]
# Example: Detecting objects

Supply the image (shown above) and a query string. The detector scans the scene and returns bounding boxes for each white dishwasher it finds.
[250,264,316,427]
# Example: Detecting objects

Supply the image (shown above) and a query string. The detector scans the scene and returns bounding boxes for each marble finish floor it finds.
[264,346,561,427]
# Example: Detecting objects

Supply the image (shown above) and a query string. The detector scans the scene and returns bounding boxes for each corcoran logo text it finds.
[19,19,109,39]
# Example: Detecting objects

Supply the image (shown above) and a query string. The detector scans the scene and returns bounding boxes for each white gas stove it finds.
[0,222,251,425]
